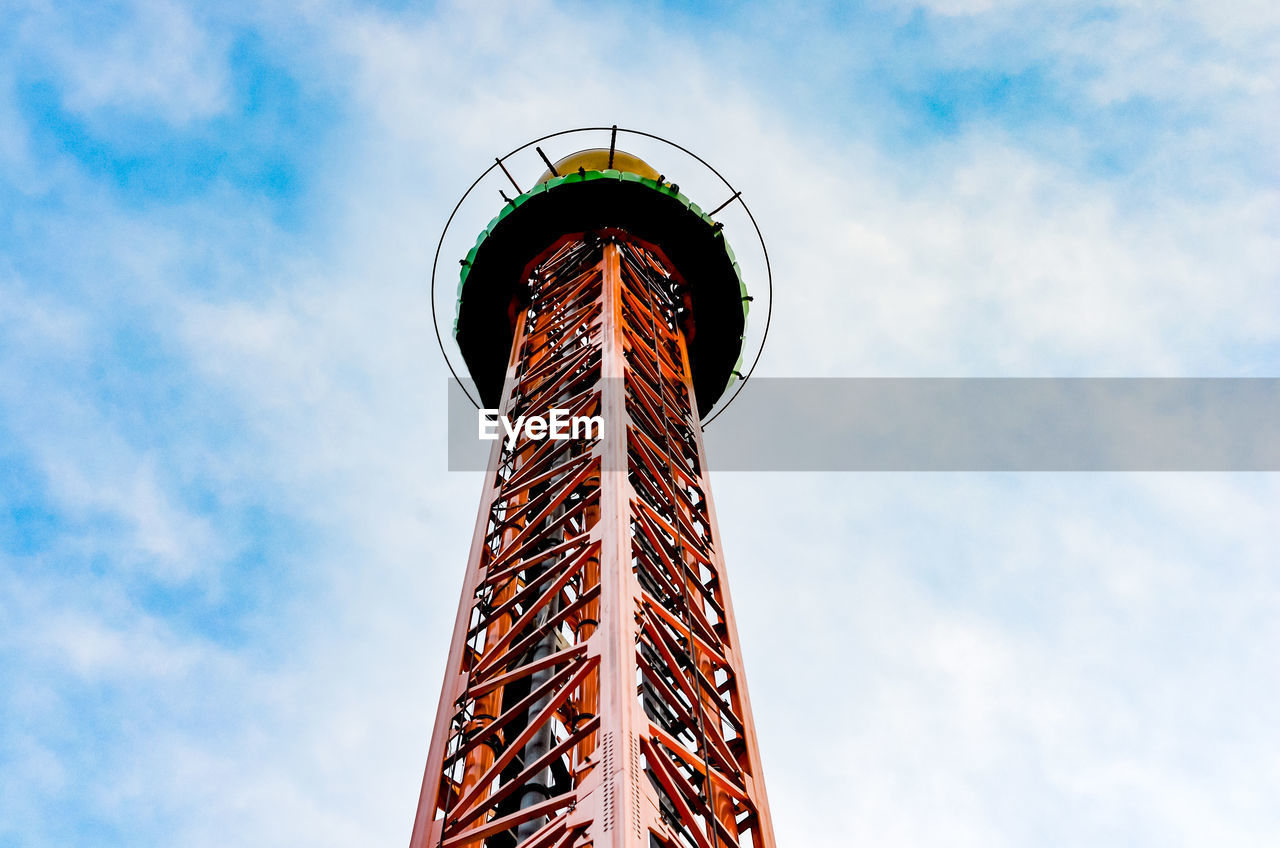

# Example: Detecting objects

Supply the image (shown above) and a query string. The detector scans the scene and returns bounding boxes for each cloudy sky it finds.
[1,1,1278,846]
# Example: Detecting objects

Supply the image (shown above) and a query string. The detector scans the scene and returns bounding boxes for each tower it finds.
[413,144,775,848]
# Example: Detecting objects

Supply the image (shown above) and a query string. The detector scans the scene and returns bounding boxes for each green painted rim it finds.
[453,168,749,389]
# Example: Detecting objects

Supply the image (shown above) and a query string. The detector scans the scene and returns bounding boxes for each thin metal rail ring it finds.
[431,126,772,426]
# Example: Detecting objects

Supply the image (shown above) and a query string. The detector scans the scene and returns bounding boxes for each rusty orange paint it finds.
[412,234,775,848]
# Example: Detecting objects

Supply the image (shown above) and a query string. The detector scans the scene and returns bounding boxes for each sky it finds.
[0,0,1278,846]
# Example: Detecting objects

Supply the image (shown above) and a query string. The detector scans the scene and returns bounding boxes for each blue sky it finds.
[1,1,1278,846]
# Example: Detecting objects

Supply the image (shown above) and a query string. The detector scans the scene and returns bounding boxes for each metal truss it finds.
[412,233,775,848]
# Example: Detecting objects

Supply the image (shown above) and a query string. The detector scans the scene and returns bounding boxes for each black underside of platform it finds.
[455,177,745,419]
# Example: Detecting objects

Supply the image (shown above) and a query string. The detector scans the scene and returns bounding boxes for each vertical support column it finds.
[410,300,531,848]
[411,239,607,848]
[678,326,778,848]
[615,239,776,848]
[589,240,658,848]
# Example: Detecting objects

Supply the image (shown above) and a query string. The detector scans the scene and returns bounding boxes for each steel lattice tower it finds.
[412,147,775,848]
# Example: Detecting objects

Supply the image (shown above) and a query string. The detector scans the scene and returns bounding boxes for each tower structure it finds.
[413,146,775,848]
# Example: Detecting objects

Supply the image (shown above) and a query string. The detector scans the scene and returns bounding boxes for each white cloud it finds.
[2,1,1279,846]
[718,473,1280,845]
[17,0,230,124]
[0,280,223,584]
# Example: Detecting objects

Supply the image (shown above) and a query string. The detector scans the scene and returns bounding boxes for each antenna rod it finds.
[536,146,559,177]
[495,157,522,194]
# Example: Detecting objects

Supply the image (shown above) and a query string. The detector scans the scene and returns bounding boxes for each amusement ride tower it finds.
[413,135,775,848]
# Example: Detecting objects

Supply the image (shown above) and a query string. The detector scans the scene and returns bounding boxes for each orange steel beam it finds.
[412,234,775,848]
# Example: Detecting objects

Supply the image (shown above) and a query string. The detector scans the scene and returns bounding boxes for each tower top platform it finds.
[453,147,748,418]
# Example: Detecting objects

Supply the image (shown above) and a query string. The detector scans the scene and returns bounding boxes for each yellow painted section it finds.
[536,148,661,184]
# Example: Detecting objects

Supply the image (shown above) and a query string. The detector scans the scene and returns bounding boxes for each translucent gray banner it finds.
[447,378,1280,471]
